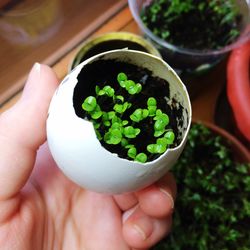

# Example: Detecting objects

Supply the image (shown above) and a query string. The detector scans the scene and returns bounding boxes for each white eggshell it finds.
[47,49,192,194]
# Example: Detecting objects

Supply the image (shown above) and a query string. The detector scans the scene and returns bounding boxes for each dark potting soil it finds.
[73,59,184,161]
[79,40,149,63]
[141,0,242,50]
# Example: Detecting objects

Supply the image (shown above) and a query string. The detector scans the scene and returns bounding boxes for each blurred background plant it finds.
[153,122,250,250]
[140,0,242,50]
[129,0,250,75]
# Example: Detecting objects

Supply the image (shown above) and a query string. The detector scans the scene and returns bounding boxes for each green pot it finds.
[69,32,161,71]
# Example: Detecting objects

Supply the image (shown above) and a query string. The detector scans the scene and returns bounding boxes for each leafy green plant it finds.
[153,123,250,250]
[141,0,242,50]
[81,72,175,163]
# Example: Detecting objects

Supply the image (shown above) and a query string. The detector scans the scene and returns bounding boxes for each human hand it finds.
[0,63,176,250]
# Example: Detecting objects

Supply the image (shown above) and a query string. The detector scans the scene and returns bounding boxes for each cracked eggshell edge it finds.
[46,49,192,194]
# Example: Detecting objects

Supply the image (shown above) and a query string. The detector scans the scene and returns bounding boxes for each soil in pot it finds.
[141,0,243,51]
[73,59,185,162]
[78,40,149,63]
[153,122,250,250]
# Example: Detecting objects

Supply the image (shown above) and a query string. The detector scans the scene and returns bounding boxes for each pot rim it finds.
[128,0,250,56]
[193,119,250,162]
[69,31,161,72]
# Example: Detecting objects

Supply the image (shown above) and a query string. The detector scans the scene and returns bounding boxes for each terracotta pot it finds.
[193,120,250,163]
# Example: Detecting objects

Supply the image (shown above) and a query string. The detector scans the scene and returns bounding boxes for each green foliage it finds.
[153,123,250,250]
[82,72,175,163]
[147,97,157,117]
[117,72,142,95]
[113,102,131,114]
[89,104,102,120]
[147,131,174,154]
[147,97,157,106]
[82,96,97,112]
[117,72,127,85]
[119,78,142,95]
[115,95,124,103]
[153,111,170,137]
[141,0,241,50]
[103,85,115,97]
[130,108,149,123]
[82,96,103,120]
[164,130,175,144]
[95,85,115,98]
[127,147,148,163]
[104,128,122,145]
[135,153,148,163]
[123,126,140,139]
[128,146,137,159]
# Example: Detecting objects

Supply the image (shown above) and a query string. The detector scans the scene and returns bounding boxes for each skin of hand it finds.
[0,63,176,250]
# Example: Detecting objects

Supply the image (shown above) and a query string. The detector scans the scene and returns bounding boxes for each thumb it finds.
[0,63,59,201]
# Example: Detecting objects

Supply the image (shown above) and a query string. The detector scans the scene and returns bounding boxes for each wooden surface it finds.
[0,6,225,125]
[0,0,127,104]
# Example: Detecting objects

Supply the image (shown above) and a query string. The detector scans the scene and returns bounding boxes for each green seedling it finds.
[130,108,149,123]
[95,85,115,98]
[118,73,142,95]
[164,130,175,144]
[81,72,176,163]
[141,0,241,50]
[135,153,148,163]
[123,126,140,139]
[154,111,170,137]
[113,102,131,114]
[104,128,123,145]
[147,130,175,155]
[82,96,97,112]
[128,147,137,159]
[89,104,102,120]
[103,86,115,97]
[117,72,128,87]
[147,97,157,117]
[127,147,148,163]
[115,95,124,103]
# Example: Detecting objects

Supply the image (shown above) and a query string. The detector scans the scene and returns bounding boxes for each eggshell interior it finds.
[47,49,192,194]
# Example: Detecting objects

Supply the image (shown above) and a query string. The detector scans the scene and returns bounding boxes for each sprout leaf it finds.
[82,96,97,112]
[135,153,147,163]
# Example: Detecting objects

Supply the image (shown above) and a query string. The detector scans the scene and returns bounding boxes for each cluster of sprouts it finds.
[82,72,175,163]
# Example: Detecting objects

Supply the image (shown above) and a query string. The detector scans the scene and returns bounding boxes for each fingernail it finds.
[132,216,153,241]
[32,62,41,76]
[26,63,41,85]
[133,224,147,240]
[122,205,138,223]
[22,63,41,99]
[159,188,174,209]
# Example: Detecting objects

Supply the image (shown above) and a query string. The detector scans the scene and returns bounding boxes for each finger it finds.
[136,172,177,218]
[123,206,172,249]
[113,193,138,211]
[0,63,59,200]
